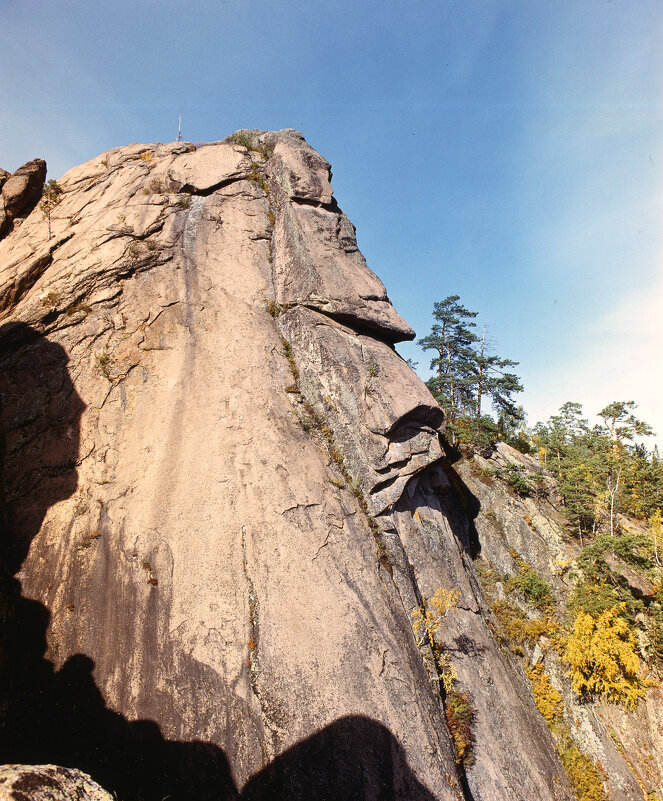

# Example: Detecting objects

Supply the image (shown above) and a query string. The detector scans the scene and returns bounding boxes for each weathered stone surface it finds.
[0,131,574,801]
[0,160,47,242]
[0,765,112,801]
[1,159,46,219]
[605,552,658,600]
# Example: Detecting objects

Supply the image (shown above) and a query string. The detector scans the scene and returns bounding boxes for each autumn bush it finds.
[564,604,650,709]
[557,730,607,801]
[445,691,475,765]
[527,664,562,723]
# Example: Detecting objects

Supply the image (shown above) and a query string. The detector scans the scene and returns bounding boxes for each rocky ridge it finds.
[458,443,663,801]
[0,130,580,800]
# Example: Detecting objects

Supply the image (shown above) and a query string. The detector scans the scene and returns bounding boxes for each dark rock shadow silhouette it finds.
[0,323,440,801]
[439,437,482,558]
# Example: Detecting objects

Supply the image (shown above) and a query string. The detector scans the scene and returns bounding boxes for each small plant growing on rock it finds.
[445,691,476,765]
[412,587,459,648]
[230,131,256,150]
[77,531,101,551]
[364,360,381,398]
[140,151,154,163]
[144,177,168,195]
[141,560,158,586]
[507,555,552,609]
[248,162,268,192]
[281,337,299,384]
[127,241,144,260]
[501,463,532,497]
[266,300,283,318]
[40,179,63,239]
[41,290,60,308]
[65,300,92,317]
[95,348,112,378]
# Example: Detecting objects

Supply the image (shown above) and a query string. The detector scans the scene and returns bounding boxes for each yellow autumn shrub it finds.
[411,587,459,645]
[527,664,562,723]
[564,604,648,709]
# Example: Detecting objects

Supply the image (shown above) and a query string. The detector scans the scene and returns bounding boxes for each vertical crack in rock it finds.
[180,194,206,336]
[241,525,260,698]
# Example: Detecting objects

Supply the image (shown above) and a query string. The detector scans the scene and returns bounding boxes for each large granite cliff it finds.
[0,130,577,800]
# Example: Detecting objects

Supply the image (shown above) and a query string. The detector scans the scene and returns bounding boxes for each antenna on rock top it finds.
[177,106,182,141]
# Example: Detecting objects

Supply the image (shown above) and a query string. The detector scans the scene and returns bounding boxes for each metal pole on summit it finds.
[177,106,182,141]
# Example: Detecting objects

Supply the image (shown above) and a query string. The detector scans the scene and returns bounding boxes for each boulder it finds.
[1,159,46,218]
[0,765,112,801]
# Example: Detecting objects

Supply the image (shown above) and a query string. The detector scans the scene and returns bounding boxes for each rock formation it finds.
[0,130,587,800]
[0,765,112,801]
[0,159,47,241]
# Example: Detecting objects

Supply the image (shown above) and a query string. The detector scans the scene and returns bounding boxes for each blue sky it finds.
[2,0,662,442]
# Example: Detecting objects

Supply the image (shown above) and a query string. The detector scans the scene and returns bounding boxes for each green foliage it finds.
[571,530,653,619]
[534,400,661,536]
[568,581,625,618]
[599,401,654,443]
[645,612,663,671]
[229,131,256,149]
[508,432,533,454]
[450,413,498,447]
[507,558,552,609]
[493,463,532,497]
[40,179,64,239]
[418,295,522,442]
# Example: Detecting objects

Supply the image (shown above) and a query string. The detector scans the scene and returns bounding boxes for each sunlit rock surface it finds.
[0,131,574,800]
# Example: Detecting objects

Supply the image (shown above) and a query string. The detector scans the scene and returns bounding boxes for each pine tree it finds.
[418,296,523,443]
[418,296,479,433]
[473,326,523,419]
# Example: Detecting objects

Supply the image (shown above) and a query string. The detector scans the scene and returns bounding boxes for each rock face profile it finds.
[0,131,577,800]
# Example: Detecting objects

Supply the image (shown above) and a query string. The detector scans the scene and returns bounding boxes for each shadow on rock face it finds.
[439,437,482,558]
[0,321,84,573]
[242,715,439,801]
[0,324,439,801]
